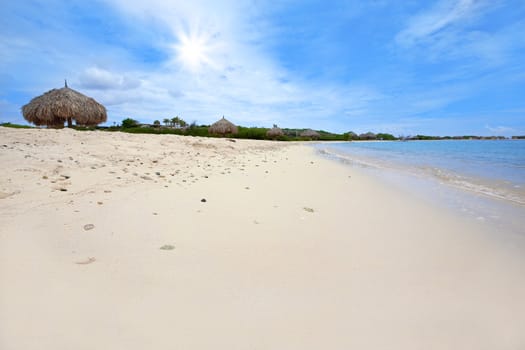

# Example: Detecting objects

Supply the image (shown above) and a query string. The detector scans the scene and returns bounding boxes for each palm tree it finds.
[163,118,171,127]
[153,120,161,127]
[171,116,180,128]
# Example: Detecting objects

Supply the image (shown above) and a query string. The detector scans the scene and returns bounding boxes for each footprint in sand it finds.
[0,191,17,199]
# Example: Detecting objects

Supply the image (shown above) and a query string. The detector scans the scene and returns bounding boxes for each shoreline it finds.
[1,127,525,349]
[315,142,525,234]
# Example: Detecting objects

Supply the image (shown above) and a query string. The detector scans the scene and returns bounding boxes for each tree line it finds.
[2,119,520,141]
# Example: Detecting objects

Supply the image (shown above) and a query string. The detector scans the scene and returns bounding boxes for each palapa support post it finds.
[64,79,72,127]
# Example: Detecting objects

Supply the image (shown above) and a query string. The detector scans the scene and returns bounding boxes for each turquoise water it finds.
[316,140,525,234]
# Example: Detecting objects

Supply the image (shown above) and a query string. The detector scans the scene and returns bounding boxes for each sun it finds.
[174,31,214,72]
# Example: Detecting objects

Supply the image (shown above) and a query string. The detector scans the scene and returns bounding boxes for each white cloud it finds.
[395,0,486,47]
[3,0,465,131]
[81,0,385,129]
[0,37,33,66]
[485,125,516,135]
[392,0,525,74]
[78,67,142,90]
[6,0,520,135]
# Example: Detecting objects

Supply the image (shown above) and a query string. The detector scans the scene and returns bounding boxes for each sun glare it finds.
[175,31,214,72]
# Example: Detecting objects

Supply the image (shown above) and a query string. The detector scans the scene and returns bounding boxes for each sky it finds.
[1,0,524,136]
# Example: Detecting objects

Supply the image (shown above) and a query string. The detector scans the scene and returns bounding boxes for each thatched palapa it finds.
[300,129,320,139]
[22,82,107,128]
[266,125,284,139]
[359,132,376,140]
[208,116,238,135]
[347,131,359,140]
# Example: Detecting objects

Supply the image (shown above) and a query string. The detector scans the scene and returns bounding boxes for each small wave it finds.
[317,148,385,170]
[317,146,525,206]
[423,167,525,205]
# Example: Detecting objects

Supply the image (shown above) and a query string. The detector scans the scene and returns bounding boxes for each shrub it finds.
[236,127,268,140]
[121,118,140,128]
[0,122,33,129]
[376,133,397,141]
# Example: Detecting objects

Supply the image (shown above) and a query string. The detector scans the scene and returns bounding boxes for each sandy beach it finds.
[1,126,525,349]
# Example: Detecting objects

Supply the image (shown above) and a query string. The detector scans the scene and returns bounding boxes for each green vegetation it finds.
[175,117,188,128]
[1,122,33,129]
[376,133,397,140]
[317,130,347,141]
[236,126,268,140]
[1,119,518,141]
[121,118,140,128]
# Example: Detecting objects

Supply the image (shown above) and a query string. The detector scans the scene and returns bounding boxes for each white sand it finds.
[1,127,525,349]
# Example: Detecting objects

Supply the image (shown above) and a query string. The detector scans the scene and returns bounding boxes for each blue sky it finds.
[1,0,524,136]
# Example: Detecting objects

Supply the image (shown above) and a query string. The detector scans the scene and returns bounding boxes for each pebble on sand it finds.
[75,257,96,265]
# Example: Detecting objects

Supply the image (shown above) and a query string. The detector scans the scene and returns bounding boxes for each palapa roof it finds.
[266,125,284,138]
[22,82,107,127]
[300,129,320,138]
[208,116,238,135]
[359,132,377,140]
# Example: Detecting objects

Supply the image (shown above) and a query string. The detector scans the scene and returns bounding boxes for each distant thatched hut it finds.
[359,132,376,140]
[266,125,284,139]
[208,116,238,136]
[300,129,320,140]
[22,82,107,128]
[347,131,358,140]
